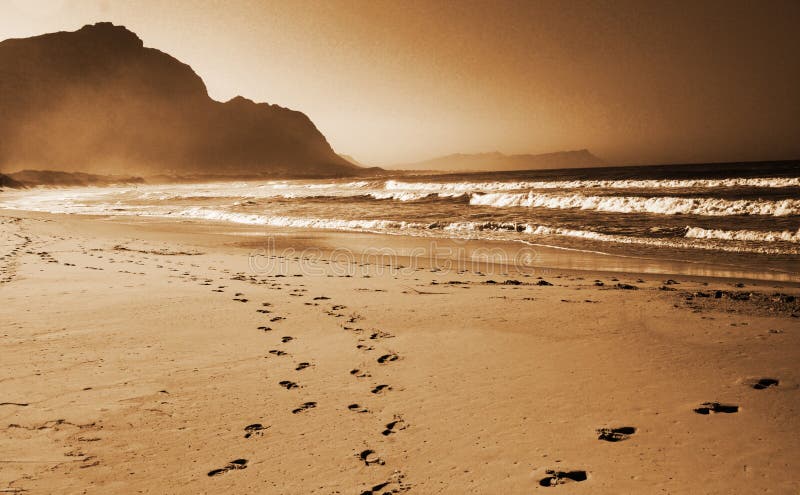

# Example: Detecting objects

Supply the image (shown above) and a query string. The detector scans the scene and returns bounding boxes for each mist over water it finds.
[3,162,799,278]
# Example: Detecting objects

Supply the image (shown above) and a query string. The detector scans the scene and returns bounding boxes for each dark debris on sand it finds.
[679,290,800,318]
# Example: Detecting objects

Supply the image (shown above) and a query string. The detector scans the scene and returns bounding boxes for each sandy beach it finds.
[2,4,799,493]
[0,210,797,494]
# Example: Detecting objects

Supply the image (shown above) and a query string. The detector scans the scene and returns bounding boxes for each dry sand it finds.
[1,211,799,494]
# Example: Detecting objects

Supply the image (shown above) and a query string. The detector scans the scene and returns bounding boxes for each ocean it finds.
[2,161,798,279]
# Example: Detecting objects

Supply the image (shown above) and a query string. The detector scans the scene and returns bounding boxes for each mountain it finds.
[392,149,605,172]
[0,22,361,178]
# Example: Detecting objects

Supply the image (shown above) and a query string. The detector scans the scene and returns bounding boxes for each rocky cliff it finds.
[0,23,360,178]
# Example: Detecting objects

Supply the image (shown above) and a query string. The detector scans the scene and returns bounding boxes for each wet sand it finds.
[1,211,799,494]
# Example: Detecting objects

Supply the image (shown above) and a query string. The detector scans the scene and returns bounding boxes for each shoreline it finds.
[3,208,799,284]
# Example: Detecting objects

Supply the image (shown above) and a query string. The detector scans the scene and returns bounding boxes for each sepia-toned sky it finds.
[2,0,799,166]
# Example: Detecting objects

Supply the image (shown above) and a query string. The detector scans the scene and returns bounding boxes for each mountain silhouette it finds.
[0,22,362,178]
[3,170,144,187]
[392,149,605,172]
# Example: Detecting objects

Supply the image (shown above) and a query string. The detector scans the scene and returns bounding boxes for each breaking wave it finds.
[685,226,800,243]
[441,221,799,255]
[2,168,798,263]
[386,176,800,191]
[469,192,800,216]
[164,208,798,255]
[127,186,800,217]
[172,207,429,231]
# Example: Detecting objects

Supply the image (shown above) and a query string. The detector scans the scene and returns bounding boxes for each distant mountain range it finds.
[0,170,145,188]
[0,173,24,189]
[0,22,363,178]
[391,149,605,172]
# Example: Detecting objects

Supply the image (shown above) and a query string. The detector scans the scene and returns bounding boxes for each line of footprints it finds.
[200,279,782,490]
[206,285,410,493]
[539,376,779,488]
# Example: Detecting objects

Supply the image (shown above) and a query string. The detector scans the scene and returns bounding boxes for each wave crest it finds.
[469,192,800,216]
[166,209,800,255]
[386,177,800,191]
[685,226,800,243]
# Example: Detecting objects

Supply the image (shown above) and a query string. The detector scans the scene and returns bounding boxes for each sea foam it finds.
[468,192,800,216]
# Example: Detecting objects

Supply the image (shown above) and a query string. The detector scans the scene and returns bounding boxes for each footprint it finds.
[257,326,272,332]
[244,423,268,438]
[382,417,407,436]
[207,458,248,477]
[369,331,394,340]
[232,298,249,302]
[292,401,317,414]
[360,482,391,495]
[694,402,739,414]
[358,471,411,495]
[279,380,299,390]
[371,384,391,394]
[357,344,375,351]
[538,469,588,487]
[270,316,285,322]
[750,378,779,390]
[357,449,384,466]
[350,369,371,378]
[377,353,399,364]
[596,426,636,442]
[281,336,294,343]
[268,349,288,356]
[295,362,311,371]
[348,403,369,413]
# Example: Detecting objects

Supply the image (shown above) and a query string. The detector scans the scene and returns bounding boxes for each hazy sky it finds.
[2,0,799,166]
